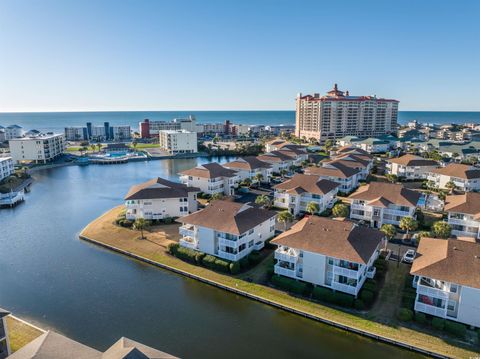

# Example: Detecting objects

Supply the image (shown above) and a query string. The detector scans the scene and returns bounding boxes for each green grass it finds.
[129,143,159,149]
[6,316,44,352]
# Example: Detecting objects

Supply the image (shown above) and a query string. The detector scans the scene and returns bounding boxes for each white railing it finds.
[274,265,297,278]
[274,250,299,262]
[333,265,360,279]
[217,250,240,261]
[448,218,480,228]
[179,237,198,250]
[179,226,196,237]
[366,266,376,279]
[416,282,449,299]
[384,208,411,217]
[331,281,357,295]
[415,301,447,318]
[253,241,264,251]
[219,237,238,248]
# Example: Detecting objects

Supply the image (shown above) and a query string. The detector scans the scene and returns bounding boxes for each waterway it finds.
[0,158,422,358]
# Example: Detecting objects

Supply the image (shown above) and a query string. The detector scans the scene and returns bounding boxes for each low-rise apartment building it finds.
[305,162,360,193]
[271,216,383,296]
[124,177,200,221]
[349,182,421,228]
[257,151,295,173]
[9,133,65,164]
[427,163,480,192]
[0,157,14,181]
[177,200,277,261]
[0,308,10,359]
[386,154,438,180]
[444,192,480,239]
[179,162,239,196]
[273,174,339,216]
[159,130,198,154]
[223,156,272,183]
[411,237,480,328]
[5,125,23,140]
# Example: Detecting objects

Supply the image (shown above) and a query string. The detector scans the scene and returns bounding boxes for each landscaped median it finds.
[79,206,479,359]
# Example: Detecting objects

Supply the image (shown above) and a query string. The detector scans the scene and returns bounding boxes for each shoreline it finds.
[78,208,478,359]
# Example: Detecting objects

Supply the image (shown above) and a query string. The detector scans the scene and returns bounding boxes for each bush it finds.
[229,261,241,274]
[176,246,199,263]
[363,281,377,293]
[414,312,427,324]
[214,258,231,273]
[313,287,335,303]
[194,251,206,264]
[432,318,445,330]
[401,291,416,309]
[163,217,173,224]
[360,289,375,305]
[202,255,217,269]
[167,242,179,255]
[271,275,308,295]
[374,258,387,269]
[248,250,262,265]
[397,308,413,321]
[239,256,250,270]
[334,292,355,307]
[444,321,467,338]
[354,299,366,310]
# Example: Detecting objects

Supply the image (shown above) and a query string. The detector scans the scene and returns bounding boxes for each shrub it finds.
[313,287,335,303]
[374,258,387,269]
[444,321,467,338]
[432,317,445,330]
[334,292,355,307]
[163,217,173,224]
[401,291,416,309]
[167,242,179,255]
[354,299,366,310]
[360,289,375,305]
[176,246,199,263]
[397,308,413,321]
[363,281,377,293]
[229,261,241,274]
[271,275,308,295]
[248,250,262,265]
[214,258,231,273]
[202,255,217,269]
[239,256,250,270]
[414,312,427,324]
[194,251,205,264]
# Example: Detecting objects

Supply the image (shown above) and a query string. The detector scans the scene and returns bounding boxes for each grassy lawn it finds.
[79,206,479,359]
[6,316,44,353]
[129,143,159,149]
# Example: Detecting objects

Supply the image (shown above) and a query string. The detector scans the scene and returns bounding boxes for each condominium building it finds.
[124,177,200,221]
[4,125,23,140]
[0,308,10,359]
[273,174,339,216]
[324,152,373,180]
[305,162,360,193]
[159,130,198,154]
[179,162,239,196]
[411,237,480,328]
[295,84,398,144]
[64,126,89,141]
[222,156,272,183]
[256,151,295,173]
[427,163,480,192]
[0,129,5,142]
[349,182,421,228]
[0,157,14,181]
[9,133,65,164]
[111,125,131,141]
[444,192,480,239]
[178,200,277,261]
[271,216,383,296]
[386,154,438,180]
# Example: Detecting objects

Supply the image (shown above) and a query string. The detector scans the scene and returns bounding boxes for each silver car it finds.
[402,249,416,264]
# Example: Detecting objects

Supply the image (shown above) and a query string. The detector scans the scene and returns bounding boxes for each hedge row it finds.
[271,274,309,295]
[312,287,355,308]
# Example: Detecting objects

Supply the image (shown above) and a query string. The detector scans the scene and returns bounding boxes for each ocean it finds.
[1,110,480,133]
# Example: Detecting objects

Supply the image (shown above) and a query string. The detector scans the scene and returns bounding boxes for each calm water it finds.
[1,110,480,133]
[0,158,421,358]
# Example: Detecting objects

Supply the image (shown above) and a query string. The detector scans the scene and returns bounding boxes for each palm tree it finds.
[380,224,396,251]
[134,218,149,239]
[242,178,252,187]
[445,180,456,194]
[90,144,96,153]
[324,139,334,153]
[399,217,418,239]
[432,221,452,239]
[332,203,349,218]
[305,201,319,215]
[255,194,271,208]
[386,174,398,183]
[254,173,264,184]
[211,192,224,201]
[277,210,294,231]
[132,140,138,151]
[96,143,102,152]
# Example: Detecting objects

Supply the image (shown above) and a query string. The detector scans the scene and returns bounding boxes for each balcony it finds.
[219,237,238,247]
[448,217,480,228]
[274,264,297,278]
[333,265,360,279]
[217,250,241,261]
[331,281,357,295]
[180,236,198,250]
[416,279,449,300]
[179,225,196,238]
[415,301,447,318]
[274,248,299,262]
[366,266,376,279]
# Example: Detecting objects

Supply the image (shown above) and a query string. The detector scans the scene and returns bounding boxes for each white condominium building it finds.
[0,157,14,181]
[386,154,438,180]
[349,182,421,228]
[9,133,65,164]
[179,162,239,196]
[4,125,23,140]
[124,177,200,221]
[256,151,295,173]
[305,162,360,194]
[411,237,480,328]
[271,216,383,296]
[64,126,89,141]
[273,174,339,216]
[444,192,480,239]
[427,163,480,192]
[178,200,277,261]
[0,308,11,358]
[159,130,198,155]
[295,84,399,144]
[223,156,272,183]
[111,125,131,141]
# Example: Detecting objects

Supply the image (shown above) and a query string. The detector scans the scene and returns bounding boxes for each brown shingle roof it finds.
[411,237,480,289]
[349,182,421,207]
[103,337,177,359]
[274,174,339,195]
[257,151,293,163]
[223,156,271,171]
[271,216,383,264]
[387,154,438,167]
[305,162,360,178]
[444,193,480,218]
[179,162,238,178]
[429,163,480,180]
[124,177,199,200]
[177,200,276,235]
[336,147,373,158]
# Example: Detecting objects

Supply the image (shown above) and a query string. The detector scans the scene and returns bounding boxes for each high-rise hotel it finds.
[295,84,399,143]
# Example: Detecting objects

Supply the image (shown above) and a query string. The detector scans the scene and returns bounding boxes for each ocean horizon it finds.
[1,110,480,133]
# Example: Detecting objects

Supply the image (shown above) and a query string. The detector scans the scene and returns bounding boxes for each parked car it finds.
[402,249,416,264]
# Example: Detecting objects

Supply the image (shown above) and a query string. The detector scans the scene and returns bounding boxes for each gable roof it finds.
[271,216,383,264]
[429,163,480,179]
[273,174,339,195]
[223,156,271,171]
[177,200,276,235]
[124,177,199,200]
[257,151,293,162]
[411,238,480,289]
[387,154,438,167]
[179,162,237,178]
[103,337,177,359]
[305,162,360,178]
[349,182,421,207]
[444,192,480,218]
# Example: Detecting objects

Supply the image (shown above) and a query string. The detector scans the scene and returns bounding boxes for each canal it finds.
[0,158,422,358]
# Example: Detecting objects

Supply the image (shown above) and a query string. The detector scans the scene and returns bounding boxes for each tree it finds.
[432,221,452,239]
[332,203,349,218]
[242,178,252,187]
[96,143,102,152]
[301,160,309,168]
[132,140,138,151]
[211,192,224,201]
[280,169,288,178]
[437,191,447,201]
[324,139,334,152]
[380,224,396,250]
[255,194,271,209]
[386,174,398,183]
[133,218,149,239]
[278,210,294,231]
[399,217,418,239]
[254,173,264,184]
[445,180,456,194]
[306,201,319,215]
[90,144,96,152]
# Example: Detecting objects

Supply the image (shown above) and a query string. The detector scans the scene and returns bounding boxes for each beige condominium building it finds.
[295,84,399,144]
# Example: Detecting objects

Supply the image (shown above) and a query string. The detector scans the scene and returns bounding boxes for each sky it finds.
[0,0,479,112]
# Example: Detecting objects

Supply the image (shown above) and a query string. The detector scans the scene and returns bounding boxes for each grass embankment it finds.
[6,316,44,352]
[80,206,479,359]
[129,143,159,149]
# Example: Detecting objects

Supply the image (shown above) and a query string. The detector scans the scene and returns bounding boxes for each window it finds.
[248,229,254,235]
[248,240,254,247]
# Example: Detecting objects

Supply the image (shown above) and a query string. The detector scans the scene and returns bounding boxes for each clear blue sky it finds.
[0,0,479,112]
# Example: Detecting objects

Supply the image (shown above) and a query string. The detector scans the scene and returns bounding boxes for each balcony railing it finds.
[333,265,360,279]
[415,301,447,318]
[219,237,238,247]
[448,217,480,227]
[274,249,299,262]
[274,264,297,278]
[179,225,196,238]
[331,281,357,295]
[217,250,240,261]
[180,236,198,250]
[366,266,376,279]
[416,281,449,299]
